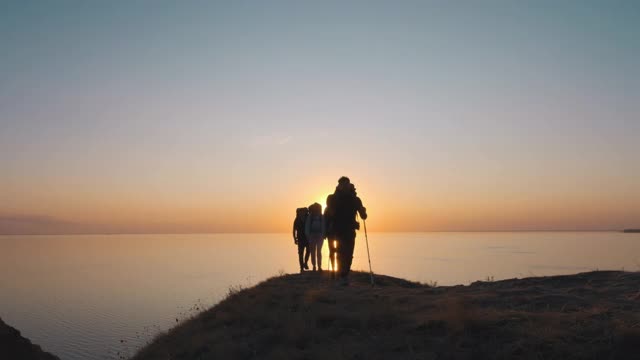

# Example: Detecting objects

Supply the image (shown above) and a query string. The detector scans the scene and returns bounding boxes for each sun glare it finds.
[315,195,328,211]
[331,240,338,272]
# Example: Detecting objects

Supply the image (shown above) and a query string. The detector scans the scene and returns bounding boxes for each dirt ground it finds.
[133,270,640,360]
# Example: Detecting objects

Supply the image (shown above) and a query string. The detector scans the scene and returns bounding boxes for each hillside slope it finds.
[133,271,640,360]
[0,318,60,360]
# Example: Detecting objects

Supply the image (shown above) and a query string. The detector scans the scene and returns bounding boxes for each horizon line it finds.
[0,229,626,236]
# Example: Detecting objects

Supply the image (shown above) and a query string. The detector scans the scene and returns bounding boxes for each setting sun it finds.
[315,195,329,212]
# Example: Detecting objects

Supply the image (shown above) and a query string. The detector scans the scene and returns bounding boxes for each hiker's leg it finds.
[297,243,305,270]
[332,245,337,272]
[339,231,356,278]
[333,240,339,270]
[304,243,311,265]
[328,238,336,270]
[336,233,346,276]
[309,239,317,269]
[316,236,324,270]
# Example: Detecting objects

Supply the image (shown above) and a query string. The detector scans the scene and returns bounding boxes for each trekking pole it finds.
[363,218,375,286]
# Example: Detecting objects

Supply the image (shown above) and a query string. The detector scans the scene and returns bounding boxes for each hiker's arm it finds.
[358,207,367,220]
[292,220,297,244]
[357,198,368,220]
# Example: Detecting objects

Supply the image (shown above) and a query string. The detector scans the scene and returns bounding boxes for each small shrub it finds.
[226,284,245,299]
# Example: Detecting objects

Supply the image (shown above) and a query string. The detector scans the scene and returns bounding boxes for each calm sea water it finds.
[1,232,639,359]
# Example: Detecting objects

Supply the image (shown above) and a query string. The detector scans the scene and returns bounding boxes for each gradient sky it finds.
[1,1,639,234]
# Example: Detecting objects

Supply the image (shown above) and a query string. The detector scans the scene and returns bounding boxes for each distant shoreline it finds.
[0,230,626,236]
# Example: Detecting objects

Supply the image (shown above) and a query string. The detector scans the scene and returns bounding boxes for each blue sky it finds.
[1,1,639,233]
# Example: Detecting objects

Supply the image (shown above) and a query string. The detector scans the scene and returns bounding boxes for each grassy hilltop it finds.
[133,270,640,360]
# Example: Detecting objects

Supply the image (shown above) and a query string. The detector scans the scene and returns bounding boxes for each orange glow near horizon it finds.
[2,184,640,234]
[1,170,640,234]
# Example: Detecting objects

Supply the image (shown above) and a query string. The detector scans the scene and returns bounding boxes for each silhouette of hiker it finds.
[292,207,310,273]
[305,202,325,271]
[325,191,337,276]
[329,176,367,285]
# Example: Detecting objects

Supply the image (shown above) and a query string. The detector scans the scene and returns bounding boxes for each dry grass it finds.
[132,270,640,360]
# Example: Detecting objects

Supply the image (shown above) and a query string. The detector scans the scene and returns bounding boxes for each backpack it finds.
[332,192,361,232]
[309,215,323,234]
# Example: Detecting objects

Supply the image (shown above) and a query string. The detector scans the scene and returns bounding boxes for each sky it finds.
[1,0,639,234]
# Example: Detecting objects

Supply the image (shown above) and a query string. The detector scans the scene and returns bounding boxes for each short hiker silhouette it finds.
[292,207,310,273]
[305,202,325,271]
[329,176,367,285]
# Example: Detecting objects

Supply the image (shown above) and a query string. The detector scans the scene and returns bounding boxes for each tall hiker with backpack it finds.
[331,177,367,285]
